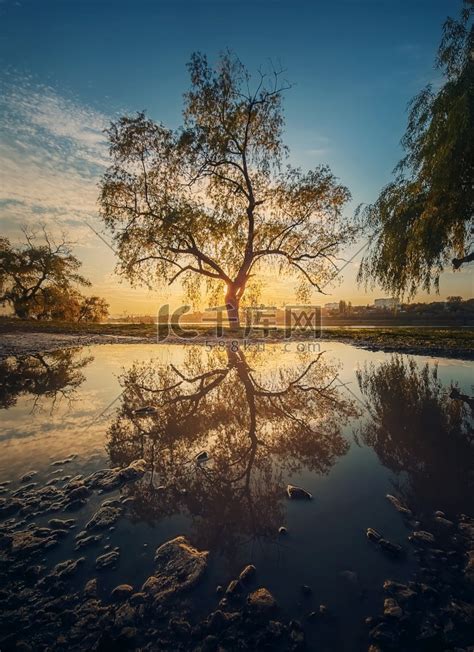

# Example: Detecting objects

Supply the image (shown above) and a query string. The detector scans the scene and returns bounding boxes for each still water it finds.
[0,342,472,650]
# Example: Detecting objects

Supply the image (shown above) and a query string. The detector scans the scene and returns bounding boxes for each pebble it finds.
[95,547,120,570]
[286,484,312,500]
[238,564,256,583]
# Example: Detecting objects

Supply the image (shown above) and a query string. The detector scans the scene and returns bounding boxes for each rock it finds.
[238,564,256,583]
[247,588,277,612]
[75,534,102,550]
[86,505,122,530]
[24,564,45,579]
[434,516,454,528]
[369,621,400,647]
[46,478,61,486]
[95,548,120,570]
[141,575,161,594]
[48,518,76,529]
[409,530,435,545]
[378,538,403,556]
[169,618,191,638]
[205,609,229,633]
[12,482,38,496]
[386,494,412,517]
[67,485,90,502]
[85,459,146,492]
[459,516,474,543]
[114,602,136,627]
[118,459,147,482]
[318,604,329,616]
[111,584,134,601]
[383,580,417,603]
[84,578,98,596]
[368,528,403,555]
[0,497,22,517]
[445,599,474,626]
[52,557,85,579]
[20,471,37,483]
[367,527,382,542]
[225,579,242,596]
[51,456,75,466]
[383,598,403,619]
[9,528,60,556]
[129,592,146,605]
[150,536,208,603]
[464,550,474,585]
[286,484,312,500]
[289,622,305,646]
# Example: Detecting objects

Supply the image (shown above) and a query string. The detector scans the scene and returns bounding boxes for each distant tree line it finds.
[0,230,109,322]
[326,297,474,319]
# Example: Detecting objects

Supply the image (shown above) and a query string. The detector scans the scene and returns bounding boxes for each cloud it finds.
[0,72,110,243]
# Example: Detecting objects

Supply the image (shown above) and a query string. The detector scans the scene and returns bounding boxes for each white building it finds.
[374,298,400,309]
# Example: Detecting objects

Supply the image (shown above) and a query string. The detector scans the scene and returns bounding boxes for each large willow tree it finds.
[99,53,354,327]
[359,3,473,297]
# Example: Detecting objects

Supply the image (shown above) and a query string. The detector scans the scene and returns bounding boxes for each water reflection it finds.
[107,347,358,557]
[0,349,93,411]
[357,354,474,515]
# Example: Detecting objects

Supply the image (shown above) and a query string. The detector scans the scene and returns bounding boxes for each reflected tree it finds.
[0,349,93,410]
[107,347,357,558]
[357,355,474,515]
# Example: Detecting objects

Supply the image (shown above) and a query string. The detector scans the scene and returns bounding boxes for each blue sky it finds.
[0,0,470,313]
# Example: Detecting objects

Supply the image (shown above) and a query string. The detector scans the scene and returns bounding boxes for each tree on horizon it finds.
[99,52,356,328]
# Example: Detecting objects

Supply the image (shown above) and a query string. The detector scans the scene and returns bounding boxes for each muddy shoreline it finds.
[1,458,473,651]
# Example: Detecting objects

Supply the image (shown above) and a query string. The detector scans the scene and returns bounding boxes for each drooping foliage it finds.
[358,4,473,296]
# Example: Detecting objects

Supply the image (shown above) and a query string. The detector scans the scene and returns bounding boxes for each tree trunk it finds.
[14,298,30,320]
[225,285,241,331]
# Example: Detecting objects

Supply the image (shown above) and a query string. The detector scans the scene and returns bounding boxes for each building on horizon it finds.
[374,298,400,309]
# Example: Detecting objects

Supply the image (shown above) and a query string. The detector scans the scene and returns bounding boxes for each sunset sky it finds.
[0,0,471,315]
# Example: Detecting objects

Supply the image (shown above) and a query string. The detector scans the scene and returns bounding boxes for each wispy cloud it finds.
[0,72,110,243]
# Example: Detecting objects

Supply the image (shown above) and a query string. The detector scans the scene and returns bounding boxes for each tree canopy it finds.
[358,3,473,297]
[0,230,109,321]
[100,52,355,327]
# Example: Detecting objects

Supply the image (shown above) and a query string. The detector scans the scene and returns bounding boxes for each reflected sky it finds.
[0,342,472,649]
